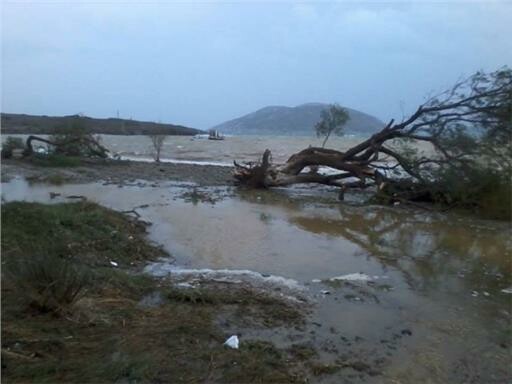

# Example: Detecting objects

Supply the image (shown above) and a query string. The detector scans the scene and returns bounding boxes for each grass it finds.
[1,201,166,268]
[1,201,316,383]
[28,153,82,167]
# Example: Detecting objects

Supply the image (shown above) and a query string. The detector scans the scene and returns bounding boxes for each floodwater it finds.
[1,178,511,383]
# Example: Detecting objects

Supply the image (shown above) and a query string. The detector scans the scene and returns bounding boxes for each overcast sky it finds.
[2,1,511,129]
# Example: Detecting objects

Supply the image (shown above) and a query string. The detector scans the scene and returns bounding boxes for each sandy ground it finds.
[1,158,234,186]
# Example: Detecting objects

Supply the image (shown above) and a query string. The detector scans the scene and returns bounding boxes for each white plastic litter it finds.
[110,261,118,267]
[224,335,239,349]
[320,290,331,295]
[501,287,512,294]
[311,279,322,283]
[330,273,373,282]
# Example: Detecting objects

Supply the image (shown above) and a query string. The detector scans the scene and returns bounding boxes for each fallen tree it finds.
[23,119,109,159]
[25,135,109,158]
[234,68,512,214]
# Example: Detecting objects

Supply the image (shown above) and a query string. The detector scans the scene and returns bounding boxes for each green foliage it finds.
[29,153,82,167]
[1,136,25,158]
[50,118,107,158]
[315,104,350,147]
[5,254,90,315]
[389,68,511,216]
[431,165,512,220]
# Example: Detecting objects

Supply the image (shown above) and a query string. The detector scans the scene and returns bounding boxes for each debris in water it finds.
[471,291,479,297]
[501,287,512,294]
[320,290,331,295]
[330,273,373,282]
[176,282,194,288]
[483,291,490,297]
[110,261,118,267]
[224,335,239,349]
[311,279,321,283]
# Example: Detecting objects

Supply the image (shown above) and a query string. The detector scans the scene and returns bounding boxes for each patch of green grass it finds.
[216,341,303,383]
[309,363,342,376]
[1,202,313,383]
[288,343,318,360]
[29,154,82,167]
[166,285,303,326]
[1,201,166,268]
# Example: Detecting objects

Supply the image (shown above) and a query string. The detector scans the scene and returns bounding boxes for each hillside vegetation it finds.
[1,113,203,136]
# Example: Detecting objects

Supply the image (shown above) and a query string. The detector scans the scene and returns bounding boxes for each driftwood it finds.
[234,69,512,202]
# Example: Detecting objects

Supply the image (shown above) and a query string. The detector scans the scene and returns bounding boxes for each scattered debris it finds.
[320,290,331,295]
[471,291,479,297]
[483,291,490,297]
[330,273,373,282]
[501,287,512,294]
[110,261,118,267]
[311,279,322,283]
[66,195,86,200]
[176,282,195,288]
[224,335,239,349]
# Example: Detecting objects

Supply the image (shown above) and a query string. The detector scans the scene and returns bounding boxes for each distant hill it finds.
[212,103,385,136]
[0,113,203,136]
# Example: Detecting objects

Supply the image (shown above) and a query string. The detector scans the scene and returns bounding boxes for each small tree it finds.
[1,136,25,158]
[149,135,167,162]
[315,104,350,147]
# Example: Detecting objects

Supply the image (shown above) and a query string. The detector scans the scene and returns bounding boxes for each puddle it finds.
[2,177,512,382]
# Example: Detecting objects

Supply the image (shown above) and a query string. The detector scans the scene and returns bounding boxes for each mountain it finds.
[0,113,203,136]
[211,103,384,136]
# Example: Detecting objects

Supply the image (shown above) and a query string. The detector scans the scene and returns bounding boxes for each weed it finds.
[5,254,90,315]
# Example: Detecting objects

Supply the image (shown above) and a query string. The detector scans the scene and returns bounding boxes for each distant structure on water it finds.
[208,129,225,140]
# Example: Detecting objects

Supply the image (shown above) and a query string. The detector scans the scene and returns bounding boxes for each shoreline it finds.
[1,158,234,186]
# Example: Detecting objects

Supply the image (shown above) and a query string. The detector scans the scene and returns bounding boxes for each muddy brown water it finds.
[2,178,511,383]
[3,134,435,165]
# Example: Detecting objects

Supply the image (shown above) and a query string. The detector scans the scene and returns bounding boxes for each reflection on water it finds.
[1,178,511,382]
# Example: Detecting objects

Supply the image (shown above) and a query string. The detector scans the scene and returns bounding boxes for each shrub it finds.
[29,153,82,167]
[431,165,512,220]
[5,254,90,315]
[1,136,25,158]
[49,119,108,158]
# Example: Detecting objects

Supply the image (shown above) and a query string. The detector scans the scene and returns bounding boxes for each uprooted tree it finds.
[234,68,512,216]
[24,119,109,159]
